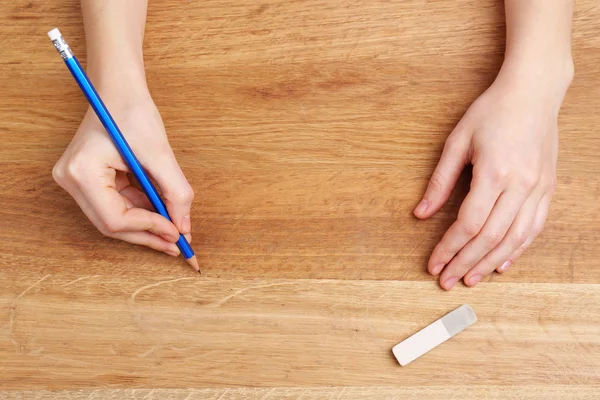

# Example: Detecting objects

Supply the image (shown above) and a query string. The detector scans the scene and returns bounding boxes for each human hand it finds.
[52,86,194,257]
[414,61,573,290]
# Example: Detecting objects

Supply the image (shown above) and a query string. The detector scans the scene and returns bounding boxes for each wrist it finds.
[91,75,152,113]
[495,54,574,110]
[502,51,573,86]
[85,26,147,93]
[81,0,148,93]
[87,54,147,93]
[86,54,149,105]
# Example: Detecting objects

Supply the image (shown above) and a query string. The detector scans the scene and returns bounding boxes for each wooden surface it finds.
[1,0,599,398]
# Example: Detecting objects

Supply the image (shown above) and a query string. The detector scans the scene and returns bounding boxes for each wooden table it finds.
[1,1,599,398]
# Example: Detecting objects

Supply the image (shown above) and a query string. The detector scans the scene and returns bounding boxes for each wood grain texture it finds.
[0,0,599,398]
[2,387,600,400]
[1,276,599,389]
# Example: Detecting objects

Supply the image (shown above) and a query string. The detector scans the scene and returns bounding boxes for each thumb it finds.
[147,152,195,235]
[414,132,470,219]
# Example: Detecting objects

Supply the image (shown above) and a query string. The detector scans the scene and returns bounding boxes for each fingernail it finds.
[162,234,179,243]
[443,277,458,290]
[469,274,483,286]
[166,245,180,257]
[431,263,445,275]
[181,215,191,234]
[184,233,192,243]
[414,199,429,215]
[165,250,179,257]
[498,260,512,273]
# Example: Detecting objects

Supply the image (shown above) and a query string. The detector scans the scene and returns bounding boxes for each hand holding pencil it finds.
[49,28,199,272]
[52,83,194,259]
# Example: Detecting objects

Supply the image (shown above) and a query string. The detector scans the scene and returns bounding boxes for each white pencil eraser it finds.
[392,304,477,366]
[48,28,62,41]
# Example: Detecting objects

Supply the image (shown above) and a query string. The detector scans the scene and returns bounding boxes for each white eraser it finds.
[392,304,477,366]
[48,28,62,41]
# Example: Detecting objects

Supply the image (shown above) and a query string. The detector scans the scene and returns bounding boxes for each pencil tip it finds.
[186,255,201,274]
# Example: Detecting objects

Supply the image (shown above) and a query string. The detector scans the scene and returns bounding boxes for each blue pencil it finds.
[48,28,200,273]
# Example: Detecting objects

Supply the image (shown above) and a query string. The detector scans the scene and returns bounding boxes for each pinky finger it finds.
[497,195,551,273]
[112,231,181,257]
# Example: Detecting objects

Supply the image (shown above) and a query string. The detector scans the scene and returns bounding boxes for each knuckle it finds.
[65,156,87,183]
[482,230,504,247]
[519,173,539,191]
[460,219,483,237]
[547,176,557,193]
[512,229,529,246]
[97,224,111,237]
[438,246,454,261]
[531,221,546,239]
[174,185,195,204]
[518,239,532,252]
[444,134,462,152]
[487,168,509,187]
[428,172,446,194]
[99,218,123,236]
[52,162,66,185]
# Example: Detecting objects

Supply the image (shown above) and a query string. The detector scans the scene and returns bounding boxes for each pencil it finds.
[48,28,200,274]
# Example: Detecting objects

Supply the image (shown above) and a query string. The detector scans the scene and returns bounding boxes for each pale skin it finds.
[54,0,574,289]
[53,1,194,257]
[414,0,574,289]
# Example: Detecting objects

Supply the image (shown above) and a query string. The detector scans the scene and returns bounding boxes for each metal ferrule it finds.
[51,35,74,60]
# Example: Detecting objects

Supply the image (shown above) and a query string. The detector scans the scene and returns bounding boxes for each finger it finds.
[75,185,182,252]
[439,189,528,290]
[117,207,182,243]
[111,231,181,257]
[463,193,540,286]
[427,175,502,276]
[114,171,130,192]
[414,131,470,219]
[119,186,153,211]
[118,177,191,240]
[497,194,551,273]
[82,182,181,243]
[115,171,153,211]
[146,151,195,235]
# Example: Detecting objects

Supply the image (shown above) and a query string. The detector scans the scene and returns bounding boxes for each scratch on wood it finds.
[62,275,100,287]
[170,345,193,351]
[143,389,156,399]
[8,274,51,344]
[297,388,308,399]
[408,237,426,256]
[138,346,159,358]
[211,282,297,307]
[260,388,276,400]
[300,102,308,121]
[335,387,347,399]
[129,277,195,307]
[46,356,95,366]
[216,388,230,400]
